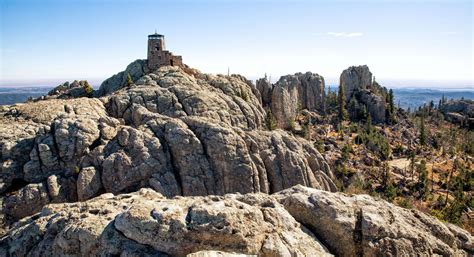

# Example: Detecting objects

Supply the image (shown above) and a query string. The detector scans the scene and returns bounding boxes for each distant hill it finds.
[326,86,474,110]
[0,87,51,105]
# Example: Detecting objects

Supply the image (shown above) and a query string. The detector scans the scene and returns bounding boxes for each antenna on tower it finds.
[155,29,157,34]
[227,67,230,76]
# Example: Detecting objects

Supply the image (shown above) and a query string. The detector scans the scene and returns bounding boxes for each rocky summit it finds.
[0,62,472,256]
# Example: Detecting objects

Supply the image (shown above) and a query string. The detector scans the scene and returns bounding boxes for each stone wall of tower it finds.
[147,36,184,71]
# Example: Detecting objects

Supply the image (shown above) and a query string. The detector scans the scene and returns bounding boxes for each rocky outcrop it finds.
[340,65,387,123]
[270,72,325,129]
[1,185,471,256]
[256,76,272,107]
[0,66,334,229]
[0,98,108,193]
[95,59,149,97]
[46,80,93,99]
[275,186,473,257]
[440,99,474,129]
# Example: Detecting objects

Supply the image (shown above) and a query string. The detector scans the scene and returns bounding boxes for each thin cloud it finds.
[327,32,364,38]
[441,31,458,35]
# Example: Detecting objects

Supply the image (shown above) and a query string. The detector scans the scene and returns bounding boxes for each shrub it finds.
[288,119,296,131]
[82,81,94,96]
[314,139,325,152]
[301,123,310,139]
[397,197,413,209]
[341,142,353,161]
[239,87,249,101]
[126,73,134,87]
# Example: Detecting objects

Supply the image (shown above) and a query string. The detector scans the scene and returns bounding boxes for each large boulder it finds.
[1,186,471,256]
[340,65,387,123]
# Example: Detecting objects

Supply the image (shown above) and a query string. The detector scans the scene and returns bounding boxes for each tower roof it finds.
[148,32,164,38]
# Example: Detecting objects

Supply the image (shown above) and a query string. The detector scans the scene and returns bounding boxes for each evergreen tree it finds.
[382,163,397,202]
[338,84,349,121]
[265,110,277,131]
[366,114,373,134]
[417,160,429,198]
[429,100,435,114]
[419,115,426,145]
[387,89,396,123]
[388,89,394,112]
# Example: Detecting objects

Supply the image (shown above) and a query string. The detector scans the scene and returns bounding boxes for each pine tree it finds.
[417,160,429,198]
[419,115,426,145]
[389,89,394,112]
[338,84,349,121]
[382,163,397,202]
[385,89,396,123]
[366,114,373,134]
[265,110,277,131]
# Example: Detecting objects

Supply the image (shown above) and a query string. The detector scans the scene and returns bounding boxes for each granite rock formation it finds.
[254,72,326,129]
[256,76,272,107]
[340,65,388,123]
[0,66,335,230]
[95,59,149,97]
[439,99,474,129]
[46,80,93,99]
[1,185,471,256]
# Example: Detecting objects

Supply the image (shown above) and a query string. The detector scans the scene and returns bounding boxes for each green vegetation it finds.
[301,123,310,139]
[82,80,94,96]
[338,84,349,121]
[419,115,426,145]
[265,110,277,130]
[239,87,249,101]
[288,119,296,131]
[385,89,396,123]
[314,138,325,152]
[353,118,391,160]
[126,73,134,87]
[326,86,338,110]
[381,163,397,202]
[397,197,413,209]
[341,142,353,161]
[417,160,429,199]
[432,163,473,226]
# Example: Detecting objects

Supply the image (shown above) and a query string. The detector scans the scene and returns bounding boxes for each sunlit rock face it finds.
[0,66,334,229]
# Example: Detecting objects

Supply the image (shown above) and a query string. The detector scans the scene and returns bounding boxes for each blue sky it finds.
[0,0,472,87]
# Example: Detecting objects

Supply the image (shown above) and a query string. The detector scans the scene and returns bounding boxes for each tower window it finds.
[156,46,160,51]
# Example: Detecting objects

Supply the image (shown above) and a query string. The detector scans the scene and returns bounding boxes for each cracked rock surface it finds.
[1,185,472,256]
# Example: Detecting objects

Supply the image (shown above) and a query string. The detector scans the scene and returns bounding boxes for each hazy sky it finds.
[0,0,473,87]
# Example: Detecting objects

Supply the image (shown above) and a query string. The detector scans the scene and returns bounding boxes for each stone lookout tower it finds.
[147,32,184,70]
